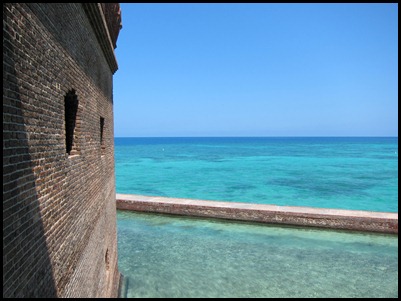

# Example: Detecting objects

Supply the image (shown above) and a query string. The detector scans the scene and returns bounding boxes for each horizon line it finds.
[114,135,399,138]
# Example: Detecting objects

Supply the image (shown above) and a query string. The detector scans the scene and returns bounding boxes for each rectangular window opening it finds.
[100,116,105,154]
[65,90,79,156]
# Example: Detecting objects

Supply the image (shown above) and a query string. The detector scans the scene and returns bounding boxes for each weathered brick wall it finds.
[3,3,120,297]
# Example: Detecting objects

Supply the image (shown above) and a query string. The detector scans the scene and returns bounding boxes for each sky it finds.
[113,3,398,137]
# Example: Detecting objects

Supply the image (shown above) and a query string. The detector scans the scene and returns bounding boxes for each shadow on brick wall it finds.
[3,8,58,297]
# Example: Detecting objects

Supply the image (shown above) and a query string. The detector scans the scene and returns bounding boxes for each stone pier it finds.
[116,193,398,234]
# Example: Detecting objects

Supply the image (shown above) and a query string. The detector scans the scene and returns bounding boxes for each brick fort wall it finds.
[3,3,121,297]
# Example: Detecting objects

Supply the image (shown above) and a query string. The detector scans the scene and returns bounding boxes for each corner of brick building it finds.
[3,3,123,298]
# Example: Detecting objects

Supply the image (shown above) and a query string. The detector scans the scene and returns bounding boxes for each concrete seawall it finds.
[116,194,398,234]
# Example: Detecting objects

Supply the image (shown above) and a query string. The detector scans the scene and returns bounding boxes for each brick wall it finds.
[3,3,120,297]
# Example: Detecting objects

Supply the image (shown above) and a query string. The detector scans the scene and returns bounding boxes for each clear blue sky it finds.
[113,3,398,137]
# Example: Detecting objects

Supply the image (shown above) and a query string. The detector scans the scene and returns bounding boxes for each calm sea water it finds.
[115,137,398,212]
[117,210,398,298]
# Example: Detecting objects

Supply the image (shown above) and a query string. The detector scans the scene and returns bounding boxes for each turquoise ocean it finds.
[117,210,398,298]
[115,137,398,298]
[115,137,398,212]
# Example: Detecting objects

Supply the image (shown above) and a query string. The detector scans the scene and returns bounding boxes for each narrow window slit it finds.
[64,89,78,155]
[100,116,105,154]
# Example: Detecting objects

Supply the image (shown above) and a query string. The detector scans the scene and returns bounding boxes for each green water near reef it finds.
[115,137,398,212]
[117,210,398,298]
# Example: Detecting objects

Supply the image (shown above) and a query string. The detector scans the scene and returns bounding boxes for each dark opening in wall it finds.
[100,116,105,153]
[64,89,78,155]
[105,248,110,271]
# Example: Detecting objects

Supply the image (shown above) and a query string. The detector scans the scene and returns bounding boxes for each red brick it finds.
[3,3,121,298]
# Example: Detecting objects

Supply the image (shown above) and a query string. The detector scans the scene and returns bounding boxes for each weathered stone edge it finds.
[82,3,118,74]
[116,194,398,234]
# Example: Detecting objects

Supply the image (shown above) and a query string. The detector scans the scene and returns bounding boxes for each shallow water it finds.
[117,210,398,298]
[115,137,398,212]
